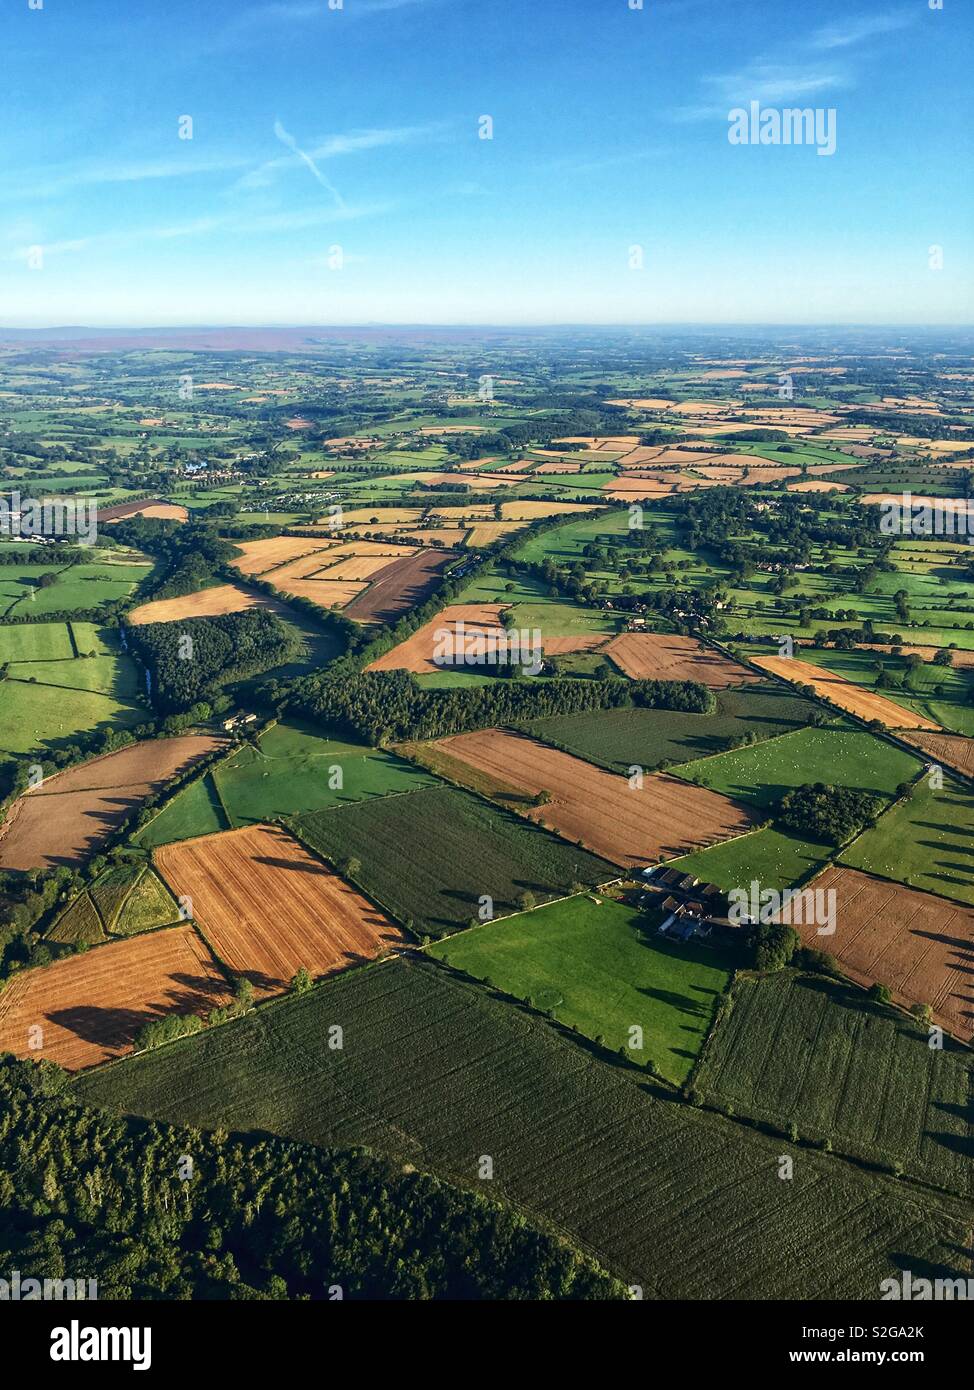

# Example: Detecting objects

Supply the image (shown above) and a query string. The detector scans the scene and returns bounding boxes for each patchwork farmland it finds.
[73,959,971,1300]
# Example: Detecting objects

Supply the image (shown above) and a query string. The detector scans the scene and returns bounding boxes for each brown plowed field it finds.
[153,824,405,997]
[365,603,508,672]
[0,735,225,871]
[899,731,974,778]
[432,728,756,867]
[342,549,454,624]
[605,632,759,687]
[128,582,285,625]
[0,924,231,1070]
[98,498,189,523]
[751,655,942,730]
[799,866,974,1042]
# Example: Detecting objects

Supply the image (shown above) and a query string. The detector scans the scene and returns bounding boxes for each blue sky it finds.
[1,0,971,326]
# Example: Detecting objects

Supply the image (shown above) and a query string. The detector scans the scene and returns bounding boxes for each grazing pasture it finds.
[153,824,405,997]
[431,896,735,1082]
[432,728,757,866]
[839,778,974,906]
[0,923,230,1070]
[73,959,971,1300]
[294,784,615,936]
[694,969,974,1195]
[673,726,922,810]
[212,720,436,826]
[134,773,230,848]
[671,827,833,895]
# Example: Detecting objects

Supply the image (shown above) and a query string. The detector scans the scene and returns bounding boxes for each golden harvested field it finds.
[273,578,364,608]
[799,867,974,1042]
[466,521,531,545]
[605,633,759,687]
[128,582,283,625]
[751,655,942,730]
[366,603,508,673]
[899,731,974,778]
[105,502,188,523]
[787,480,850,493]
[231,535,338,575]
[154,825,404,998]
[317,554,406,581]
[432,728,756,867]
[0,924,231,1071]
[0,735,225,871]
[863,644,974,669]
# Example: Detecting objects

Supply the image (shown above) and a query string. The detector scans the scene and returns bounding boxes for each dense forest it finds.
[277,669,714,745]
[0,1057,624,1300]
[127,609,302,712]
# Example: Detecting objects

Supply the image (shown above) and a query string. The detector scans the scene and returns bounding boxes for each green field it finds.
[9,653,139,698]
[0,677,144,756]
[113,869,180,934]
[839,777,974,906]
[2,560,152,617]
[523,683,821,773]
[431,896,735,1082]
[671,826,834,894]
[673,726,922,810]
[134,774,230,849]
[46,893,107,946]
[0,622,74,662]
[213,719,436,825]
[294,784,616,935]
[74,958,971,1300]
[695,970,974,1195]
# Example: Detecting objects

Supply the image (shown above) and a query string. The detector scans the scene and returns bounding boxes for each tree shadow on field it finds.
[47,1004,152,1049]
[254,854,330,876]
[638,985,708,1018]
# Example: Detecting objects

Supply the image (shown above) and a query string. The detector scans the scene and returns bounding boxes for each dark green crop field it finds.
[694,970,974,1197]
[293,784,616,935]
[74,959,972,1300]
[521,682,822,773]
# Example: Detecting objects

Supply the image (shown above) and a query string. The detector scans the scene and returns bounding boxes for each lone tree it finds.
[290,967,313,995]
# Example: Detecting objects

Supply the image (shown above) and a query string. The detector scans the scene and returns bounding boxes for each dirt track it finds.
[433,728,757,866]
[154,824,404,998]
